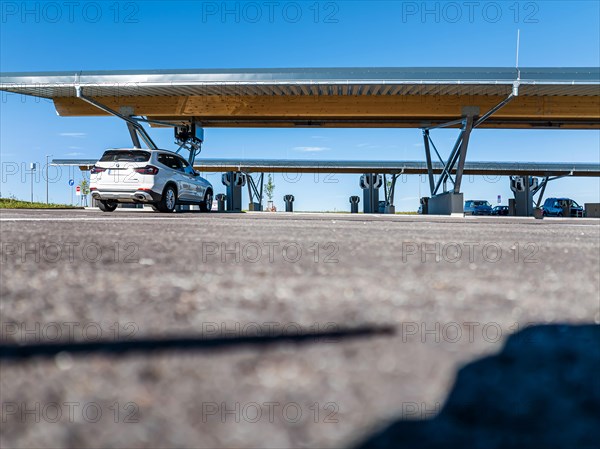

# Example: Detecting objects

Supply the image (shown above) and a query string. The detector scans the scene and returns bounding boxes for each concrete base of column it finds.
[428,192,464,215]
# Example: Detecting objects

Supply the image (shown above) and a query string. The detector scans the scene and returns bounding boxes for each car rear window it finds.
[100,150,150,162]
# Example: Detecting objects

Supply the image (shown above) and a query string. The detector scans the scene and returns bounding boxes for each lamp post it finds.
[29,163,37,203]
[46,154,53,204]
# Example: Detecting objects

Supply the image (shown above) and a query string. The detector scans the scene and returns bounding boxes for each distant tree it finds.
[265,174,275,201]
[78,179,90,206]
[78,179,90,195]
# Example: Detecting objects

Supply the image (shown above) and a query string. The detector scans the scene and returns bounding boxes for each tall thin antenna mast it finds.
[515,29,521,80]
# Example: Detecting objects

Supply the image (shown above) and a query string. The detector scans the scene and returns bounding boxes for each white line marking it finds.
[0,217,205,222]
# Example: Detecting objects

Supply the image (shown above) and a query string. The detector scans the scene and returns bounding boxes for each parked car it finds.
[542,198,584,217]
[90,148,213,213]
[492,205,509,216]
[464,200,493,215]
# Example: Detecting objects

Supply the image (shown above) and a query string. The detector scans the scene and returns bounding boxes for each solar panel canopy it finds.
[2,67,599,129]
[51,158,600,177]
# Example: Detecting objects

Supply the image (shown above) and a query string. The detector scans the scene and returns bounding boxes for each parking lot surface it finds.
[1,209,599,448]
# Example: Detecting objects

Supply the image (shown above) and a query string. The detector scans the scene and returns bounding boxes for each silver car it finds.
[90,149,213,213]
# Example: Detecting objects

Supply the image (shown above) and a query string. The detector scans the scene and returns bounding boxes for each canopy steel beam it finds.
[423,118,467,131]
[534,174,570,208]
[535,177,549,209]
[77,86,205,165]
[383,173,401,207]
[126,123,142,149]
[428,134,457,186]
[431,128,465,195]
[75,86,159,150]
[474,88,517,128]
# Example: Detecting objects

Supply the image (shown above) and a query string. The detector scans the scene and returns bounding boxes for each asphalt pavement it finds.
[1,209,599,448]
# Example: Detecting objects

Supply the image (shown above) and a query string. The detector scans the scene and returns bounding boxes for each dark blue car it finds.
[542,198,584,217]
[492,205,509,216]
[464,200,493,215]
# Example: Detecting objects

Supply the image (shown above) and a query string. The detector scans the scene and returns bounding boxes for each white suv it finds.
[90,148,213,213]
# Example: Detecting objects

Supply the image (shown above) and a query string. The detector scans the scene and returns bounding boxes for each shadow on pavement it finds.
[355,324,600,449]
[0,325,394,361]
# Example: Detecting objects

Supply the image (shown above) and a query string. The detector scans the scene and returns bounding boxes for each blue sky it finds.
[1,0,599,210]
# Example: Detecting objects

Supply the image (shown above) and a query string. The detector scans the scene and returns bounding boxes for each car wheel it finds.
[557,212,563,217]
[98,200,118,212]
[199,190,213,213]
[156,185,177,213]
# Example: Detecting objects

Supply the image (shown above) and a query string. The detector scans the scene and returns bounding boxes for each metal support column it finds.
[453,115,474,194]
[421,84,517,214]
[246,173,264,211]
[422,130,435,195]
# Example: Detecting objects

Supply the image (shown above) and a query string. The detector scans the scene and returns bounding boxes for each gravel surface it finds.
[1,209,599,448]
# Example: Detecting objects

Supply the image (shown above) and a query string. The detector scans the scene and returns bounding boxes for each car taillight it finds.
[90,166,106,174]
[134,165,159,175]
